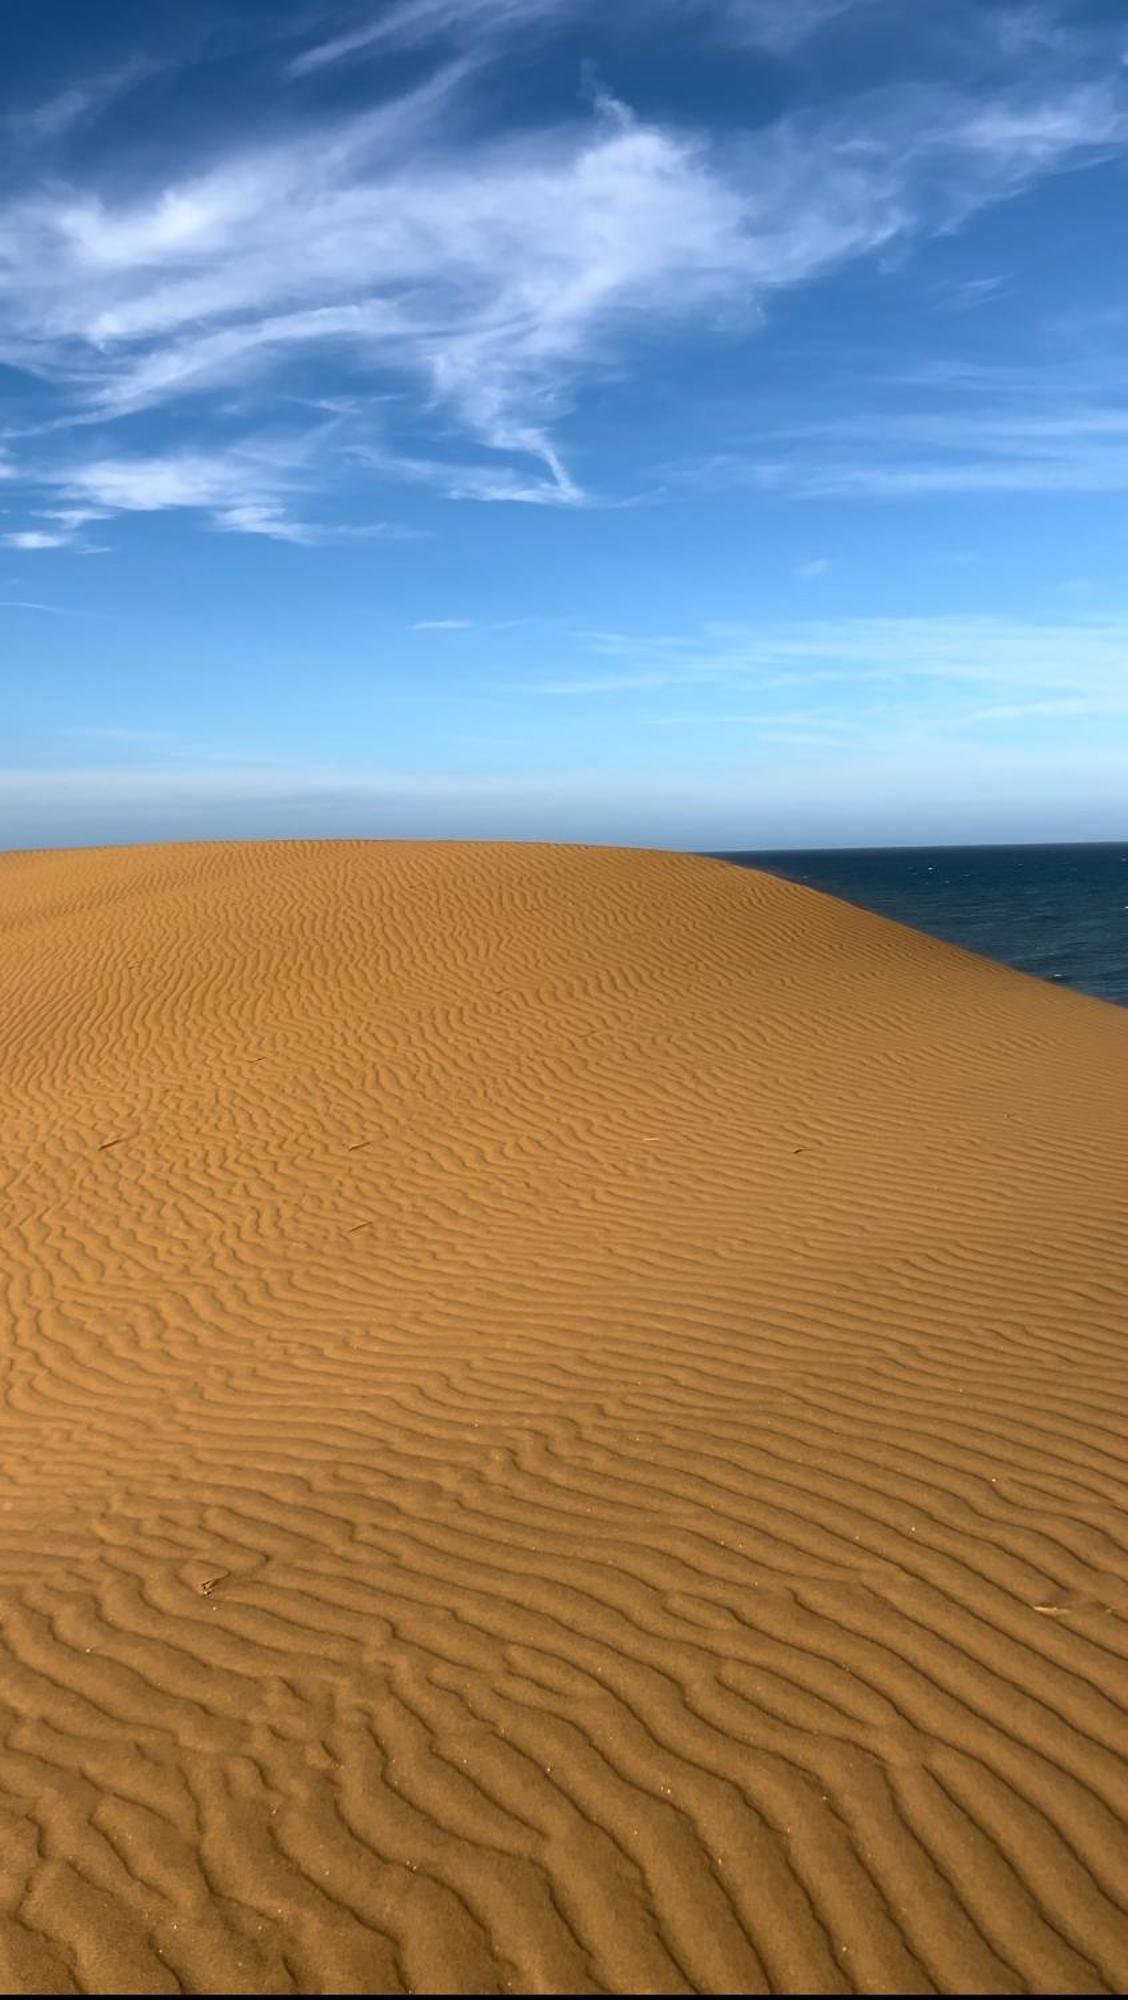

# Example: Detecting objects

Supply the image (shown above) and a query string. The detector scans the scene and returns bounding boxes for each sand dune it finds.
[0,837,1126,1994]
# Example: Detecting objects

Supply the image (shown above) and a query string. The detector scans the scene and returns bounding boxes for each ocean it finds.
[699,842,1128,1010]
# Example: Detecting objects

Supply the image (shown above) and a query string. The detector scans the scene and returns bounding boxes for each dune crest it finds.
[1,838,1126,1994]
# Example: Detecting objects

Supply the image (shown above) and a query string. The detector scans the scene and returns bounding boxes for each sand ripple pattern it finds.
[1,838,1126,1993]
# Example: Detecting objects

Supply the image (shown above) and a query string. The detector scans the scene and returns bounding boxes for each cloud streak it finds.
[1,56,164,145]
[287,0,881,76]
[0,596,72,611]
[668,396,1128,498]
[286,0,570,74]
[503,617,1128,733]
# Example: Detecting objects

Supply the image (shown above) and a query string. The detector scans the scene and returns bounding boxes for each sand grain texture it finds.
[1,838,1126,1994]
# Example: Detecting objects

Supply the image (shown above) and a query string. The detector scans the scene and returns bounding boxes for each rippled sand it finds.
[1,838,1126,1993]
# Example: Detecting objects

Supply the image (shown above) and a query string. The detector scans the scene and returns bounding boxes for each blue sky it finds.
[3,0,1128,852]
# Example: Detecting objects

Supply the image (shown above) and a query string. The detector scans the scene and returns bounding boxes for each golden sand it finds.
[1,838,1126,1992]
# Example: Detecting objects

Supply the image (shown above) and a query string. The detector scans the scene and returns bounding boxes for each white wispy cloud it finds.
[957,84,1125,171]
[931,273,1011,312]
[0,500,110,552]
[668,397,1128,497]
[689,0,881,54]
[2,528,73,550]
[411,614,542,630]
[286,0,568,74]
[640,704,865,750]
[42,506,108,530]
[62,454,255,511]
[953,694,1128,724]
[22,443,410,543]
[350,444,585,507]
[0,81,756,504]
[1,5,1125,527]
[2,57,164,145]
[0,597,71,611]
[983,2,1084,59]
[476,612,1128,788]
[501,616,1128,722]
[288,0,877,76]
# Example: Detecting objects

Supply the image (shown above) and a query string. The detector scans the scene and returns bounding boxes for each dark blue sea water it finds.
[699,842,1128,1009]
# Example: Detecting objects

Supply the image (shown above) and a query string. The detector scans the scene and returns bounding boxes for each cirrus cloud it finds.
[1,2,1126,539]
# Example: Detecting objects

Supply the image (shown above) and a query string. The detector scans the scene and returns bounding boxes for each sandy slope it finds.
[0,838,1126,1996]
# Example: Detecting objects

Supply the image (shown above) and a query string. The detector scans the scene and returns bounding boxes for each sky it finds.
[3,0,1128,853]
